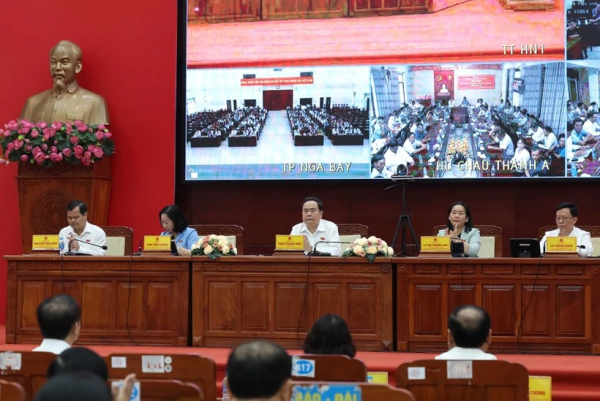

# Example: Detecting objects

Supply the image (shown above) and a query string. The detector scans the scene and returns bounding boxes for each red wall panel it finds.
[0,0,178,323]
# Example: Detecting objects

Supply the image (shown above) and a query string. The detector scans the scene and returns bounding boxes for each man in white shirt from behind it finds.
[291,197,341,256]
[540,202,593,257]
[58,200,106,256]
[33,294,81,354]
[436,304,497,360]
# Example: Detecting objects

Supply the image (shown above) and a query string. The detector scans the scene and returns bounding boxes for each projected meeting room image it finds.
[185,66,371,180]
[567,62,600,177]
[370,62,567,179]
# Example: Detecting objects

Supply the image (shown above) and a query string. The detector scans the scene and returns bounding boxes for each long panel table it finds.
[191,256,393,351]
[396,258,600,354]
[5,256,190,346]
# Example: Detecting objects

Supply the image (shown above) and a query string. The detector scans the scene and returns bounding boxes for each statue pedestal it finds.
[17,160,111,253]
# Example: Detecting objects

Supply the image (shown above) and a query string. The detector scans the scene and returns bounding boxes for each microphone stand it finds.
[386,177,420,257]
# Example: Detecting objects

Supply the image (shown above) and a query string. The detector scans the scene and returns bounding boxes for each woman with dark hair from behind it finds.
[159,205,199,256]
[437,201,480,257]
[303,314,356,358]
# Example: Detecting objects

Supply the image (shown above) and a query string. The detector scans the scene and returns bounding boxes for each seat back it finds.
[99,226,134,256]
[291,382,414,401]
[432,225,502,257]
[291,355,367,382]
[538,225,600,257]
[110,379,203,401]
[0,380,26,401]
[106,353,216,401]
[395,360,528,401]
[189,225,244,255]
[338,224,369,246]
[0,351,56,401]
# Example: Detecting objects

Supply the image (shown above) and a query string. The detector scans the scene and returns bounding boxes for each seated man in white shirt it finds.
[436,304,497,360]
[582,111,599,136]
[33,295,80,354]
[371,155,392,178]
[59,200,107,256]
[290,197,341,256]
[528,121,545,143]
[540,202,593,257]
[384,138,414,174]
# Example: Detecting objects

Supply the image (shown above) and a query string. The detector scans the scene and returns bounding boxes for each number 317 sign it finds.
[292,384,362,401]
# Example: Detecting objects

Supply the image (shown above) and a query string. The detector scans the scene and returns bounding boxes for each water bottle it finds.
[59,237,64,254]
[222,377,229,401]
[571,163,577,177]
[490,165,496,177]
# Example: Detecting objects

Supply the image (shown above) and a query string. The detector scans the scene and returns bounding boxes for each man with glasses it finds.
[540,202,593,257]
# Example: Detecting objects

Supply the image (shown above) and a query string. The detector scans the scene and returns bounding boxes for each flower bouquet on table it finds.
[0,119,114,167]
[342,236,394,264]
[191,235,237,260]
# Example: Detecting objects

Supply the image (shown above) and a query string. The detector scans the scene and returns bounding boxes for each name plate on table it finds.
[546,237,577,253]
[31,235,59,251]
[291,384,362,401]
[529,376,551,401]
[421,236,451,252]
[275,235,304,250]
[143,236,171,252]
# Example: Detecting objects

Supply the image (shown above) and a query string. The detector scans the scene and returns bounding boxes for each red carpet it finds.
[0,327,598,400]
[188,0,563,68]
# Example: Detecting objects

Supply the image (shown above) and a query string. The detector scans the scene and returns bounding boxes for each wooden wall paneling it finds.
[555,285,586,338]
[81,281,115,332]
[520,284,552,338]
[241,281,270,333]
[193,257,393,350]
[189,0,262,23]
[397,258,598,354]
[116,281,143,331]
[6,256,189,346]
[349,0,428,17]
[262,0,347,21]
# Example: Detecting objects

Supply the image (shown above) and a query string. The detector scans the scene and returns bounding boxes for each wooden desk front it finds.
[396,258,600,354]
[5,256,189,346]
[192,256,393,351]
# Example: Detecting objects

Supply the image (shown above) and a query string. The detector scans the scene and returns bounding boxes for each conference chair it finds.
[0,351,55,401]
[291,355,367,382]
[338,224,369,246]
[0,380,26,401]
[538,225,600,257]
[395,360,528,401]
[99,226,134,256]
[432,225,503,257]
[106,353,216,401]
[189,225,244,255]
[291,382,415,401]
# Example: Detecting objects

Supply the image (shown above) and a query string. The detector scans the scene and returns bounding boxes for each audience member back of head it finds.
[36,371,112,401]
[47,347,108,381]
[303,314,356,358]
[226,340,292,401]
[33,294,81,354]
[436,304,497,360]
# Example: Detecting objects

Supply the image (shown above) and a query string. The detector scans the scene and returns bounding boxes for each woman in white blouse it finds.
[511,138,530,176]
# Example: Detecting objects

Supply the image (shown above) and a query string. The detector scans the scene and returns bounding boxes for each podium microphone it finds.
[308,241,352,256]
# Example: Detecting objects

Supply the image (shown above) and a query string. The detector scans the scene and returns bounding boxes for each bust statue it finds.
[20,40,109,125]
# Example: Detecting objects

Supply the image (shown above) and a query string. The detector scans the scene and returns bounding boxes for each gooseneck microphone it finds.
[132,238,144,256]
[308,241,352,256]
[67,238,108,252]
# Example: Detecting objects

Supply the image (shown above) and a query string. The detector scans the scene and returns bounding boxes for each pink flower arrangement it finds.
[0,119,114,167]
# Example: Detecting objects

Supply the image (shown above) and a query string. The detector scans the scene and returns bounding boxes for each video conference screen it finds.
[184,1,590,180]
